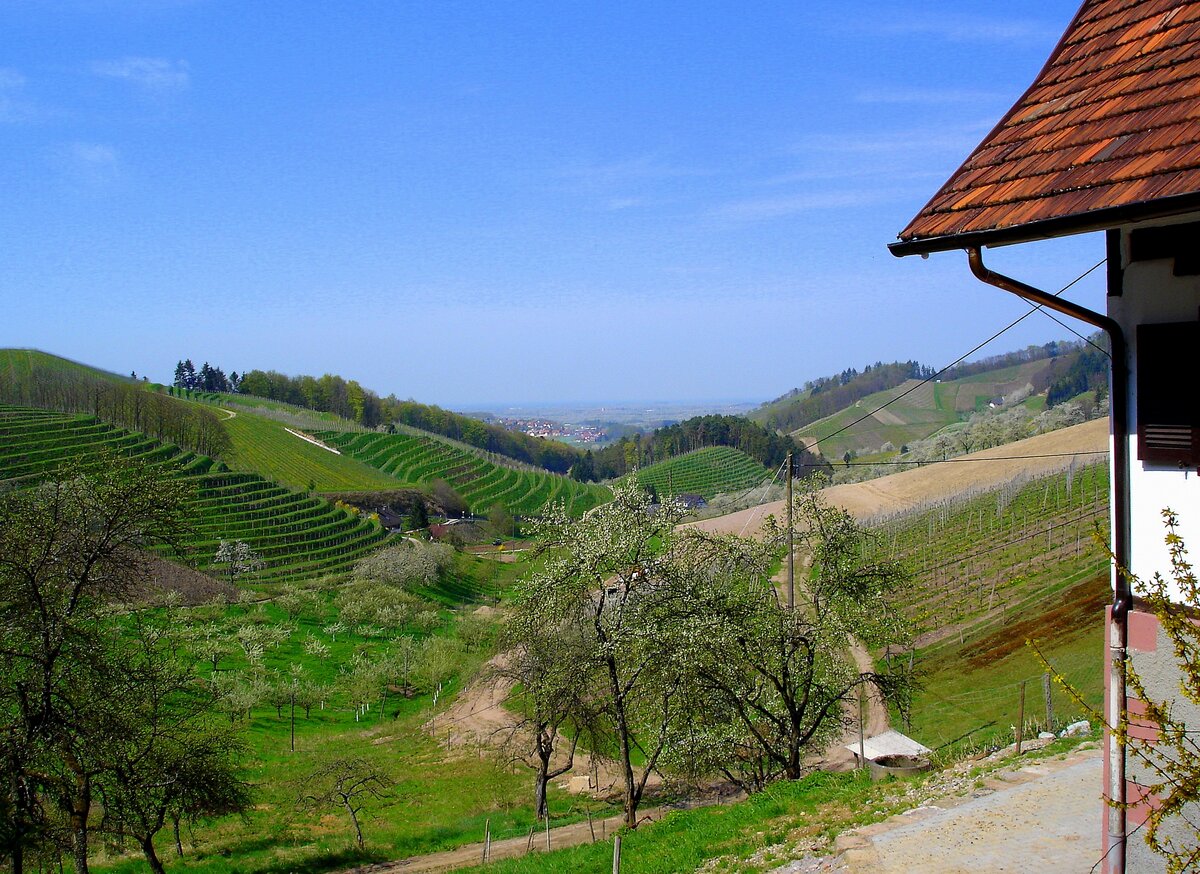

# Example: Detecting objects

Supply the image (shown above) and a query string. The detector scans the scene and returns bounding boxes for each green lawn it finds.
[223,411,403,492]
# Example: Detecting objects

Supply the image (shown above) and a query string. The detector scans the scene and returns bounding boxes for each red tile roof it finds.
[892,0,1200,255]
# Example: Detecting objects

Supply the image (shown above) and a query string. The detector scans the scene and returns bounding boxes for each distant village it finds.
[494,417,608,444]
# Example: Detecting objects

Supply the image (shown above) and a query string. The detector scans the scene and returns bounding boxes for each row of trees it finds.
[0,367,232,459]
[503,479,913,828]
[0,460,248,874]
[171,360,241,394]
[230,370,579,471]
[236,369,377,425]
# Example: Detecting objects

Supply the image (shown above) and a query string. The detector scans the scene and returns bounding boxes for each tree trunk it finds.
[71,819,90,874]
[534,770,548,821]
[139,836,167,874]
[68,779,92,874]
[600,649,640,830]
[172,815,183,857]
[345,801,364,849]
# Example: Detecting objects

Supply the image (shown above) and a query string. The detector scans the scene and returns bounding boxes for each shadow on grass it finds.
[253,846,384,874]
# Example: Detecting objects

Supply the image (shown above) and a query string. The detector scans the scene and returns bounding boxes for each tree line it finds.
[571,414,821,481]
[231,368,580,472]
[1,367,231,459]
[172,359,242,394]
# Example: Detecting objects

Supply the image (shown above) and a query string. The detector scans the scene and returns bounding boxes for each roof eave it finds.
[889,190,1200,258]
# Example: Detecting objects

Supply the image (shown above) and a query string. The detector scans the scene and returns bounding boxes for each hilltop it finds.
[752,339,1108,463]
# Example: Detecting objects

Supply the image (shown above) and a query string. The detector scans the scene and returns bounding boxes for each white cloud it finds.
[0,68,32,123]
[51,142,121,192]
[854,86,1009,105]
[708,189,898,223]
[870,15,1060,45]
[92,56,189,93]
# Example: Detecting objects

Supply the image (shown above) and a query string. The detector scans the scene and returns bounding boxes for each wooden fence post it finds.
[613,834,622,873]
[1043,672,1054,731]
[1016,680,1027,754]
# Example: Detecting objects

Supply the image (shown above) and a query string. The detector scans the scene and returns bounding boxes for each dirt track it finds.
[688,418,1109,536]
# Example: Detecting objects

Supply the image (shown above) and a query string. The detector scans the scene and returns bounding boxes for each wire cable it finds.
[803,258,1107,456]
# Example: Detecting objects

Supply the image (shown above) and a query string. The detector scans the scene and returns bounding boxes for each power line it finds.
[901,506,1107,579]
[803,258,1107,456]
[804,450,1108,469]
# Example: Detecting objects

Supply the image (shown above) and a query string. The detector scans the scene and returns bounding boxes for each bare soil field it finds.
[688,418,1109,536]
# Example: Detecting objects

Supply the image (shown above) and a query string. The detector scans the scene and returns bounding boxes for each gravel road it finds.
[834,744,1103,873]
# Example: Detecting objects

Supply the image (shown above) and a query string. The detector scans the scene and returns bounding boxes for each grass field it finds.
[0,347,134,385]
[634,446,772,501]
[221,409,403,492]
[316,430,611,517]
[92,548,620,874]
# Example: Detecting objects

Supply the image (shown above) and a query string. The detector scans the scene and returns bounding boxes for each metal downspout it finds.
[967,246,1131,874]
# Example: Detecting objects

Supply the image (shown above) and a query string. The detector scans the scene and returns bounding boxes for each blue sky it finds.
[1,1,1107,406]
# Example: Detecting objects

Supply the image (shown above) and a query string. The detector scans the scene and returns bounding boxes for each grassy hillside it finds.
[859,460,1109,753]
[316,430,612,517]
[0,404,389,582]
[0,347,133,384]
[795,359,1055,460]
[93,543,575,874]
[634,446,772,500]
[220,408,404,492]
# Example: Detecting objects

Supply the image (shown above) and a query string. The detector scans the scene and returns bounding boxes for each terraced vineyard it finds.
[863,461,1110,639]
[315,430,611,517]
[634,446,772,501]
[0,405,389,583]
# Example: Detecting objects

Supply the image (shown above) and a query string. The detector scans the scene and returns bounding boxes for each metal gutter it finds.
[888,190,1200,258]
[966,246,1130,874]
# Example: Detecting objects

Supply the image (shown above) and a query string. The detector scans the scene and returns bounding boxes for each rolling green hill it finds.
[634,446,772,501]
[793,358,1055,461]
[0,347,133,384]
[219,408,404,492]
[0,404,389,583]
[315,429,611,517]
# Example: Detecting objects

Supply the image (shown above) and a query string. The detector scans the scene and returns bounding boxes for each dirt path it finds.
[344,797,712,874]
[688,418,1109,536]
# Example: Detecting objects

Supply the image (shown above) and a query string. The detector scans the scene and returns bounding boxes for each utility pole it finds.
[786,451,794,610]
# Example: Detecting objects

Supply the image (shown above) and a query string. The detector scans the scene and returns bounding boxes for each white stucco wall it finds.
[1110,221,1200,599]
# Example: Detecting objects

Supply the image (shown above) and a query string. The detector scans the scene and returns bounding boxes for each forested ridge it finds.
[754,339,1110,435]
[573,414,823,481]
[753,361,932,434]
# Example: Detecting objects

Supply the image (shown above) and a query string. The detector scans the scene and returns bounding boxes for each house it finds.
[376,509,406,532]
[891,2,1200,871]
